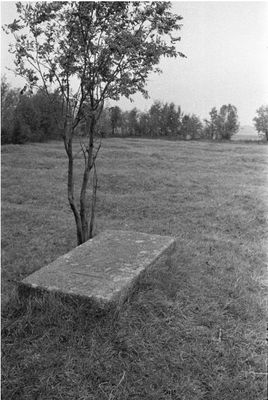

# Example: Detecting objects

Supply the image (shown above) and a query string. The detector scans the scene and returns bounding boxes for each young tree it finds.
[253,105,268,140]
[5,1,185,245]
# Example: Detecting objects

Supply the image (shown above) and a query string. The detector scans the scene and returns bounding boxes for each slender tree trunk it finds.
[64,111,100,246]
[65,135,84,245]
[80,114,95,242]
[89,164,98,239]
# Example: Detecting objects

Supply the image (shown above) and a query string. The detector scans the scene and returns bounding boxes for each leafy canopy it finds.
[5,1,185,126]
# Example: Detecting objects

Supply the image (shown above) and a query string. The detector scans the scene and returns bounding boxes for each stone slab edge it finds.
[112,235,176,308]
[19,230,176,309]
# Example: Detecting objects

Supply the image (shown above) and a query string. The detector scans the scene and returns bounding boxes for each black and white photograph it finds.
[1,1,268,399]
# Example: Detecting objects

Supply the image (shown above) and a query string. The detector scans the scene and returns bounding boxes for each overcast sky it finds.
[1,1,268,126]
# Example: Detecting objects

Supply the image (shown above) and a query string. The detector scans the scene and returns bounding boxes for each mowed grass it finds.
[1,138,268,399]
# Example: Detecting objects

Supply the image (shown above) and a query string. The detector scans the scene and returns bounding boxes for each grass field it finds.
[1,138,268,399]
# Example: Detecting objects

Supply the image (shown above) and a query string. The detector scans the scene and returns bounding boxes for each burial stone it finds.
[21,230,176,308]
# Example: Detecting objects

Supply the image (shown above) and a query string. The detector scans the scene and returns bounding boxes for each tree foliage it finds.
[5,1,185,244]
[205,104,239,140]
[14,90,63,143]
[1,75,63,144]
[180,114,203,139]
[253,105,268,140]
[1,75,20,143]
[110,106,122,135]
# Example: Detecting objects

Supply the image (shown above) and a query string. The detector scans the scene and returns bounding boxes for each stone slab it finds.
[21,230,176,307]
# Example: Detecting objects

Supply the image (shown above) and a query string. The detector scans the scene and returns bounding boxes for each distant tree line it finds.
[76,101,240,141]
[105,102,204,139]
[4,75,268,144]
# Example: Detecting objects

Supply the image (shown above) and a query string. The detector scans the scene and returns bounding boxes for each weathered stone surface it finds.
[21,230,176,307]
